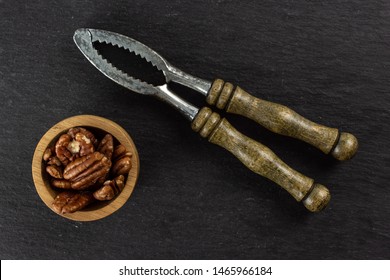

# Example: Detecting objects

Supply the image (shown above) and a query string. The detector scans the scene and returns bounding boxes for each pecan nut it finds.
[55,134,74,166]
[46,165,63,179]
[44,127,133,214]
[97,134,114,160]
[52,191,95,214]
[63,152,111,190]
[112,156,132,176]
[93,175,125,201]
[47,156,62,166]
[68,127,97,147]
[51,179,72,189]
[67,130,96,158]
[112,144,132,176]
[43,147,53,161]
[73,132,95,156]
[112,144,132,161]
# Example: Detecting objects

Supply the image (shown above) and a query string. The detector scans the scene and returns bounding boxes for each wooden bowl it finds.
[32,115,140,221]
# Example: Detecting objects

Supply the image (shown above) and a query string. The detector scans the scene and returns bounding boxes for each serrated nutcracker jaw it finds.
[73,28,200,120]
[73,28,159,95]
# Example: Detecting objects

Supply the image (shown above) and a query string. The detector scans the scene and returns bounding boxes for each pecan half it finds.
[51,179,72,189]
[46,165,63,179]
[52,191,95,214]
[63,152,111,190]
[67,132,95,158]
[112,156,132,176]
[43,148,52,161]
[68,127,97,147]
[112,144,132,161]
[47,156,62,167]
[93,175,125,201]
[76,132,95,156]
[97,134,114,160]
[55,134,74,166]
[111,144,132,176]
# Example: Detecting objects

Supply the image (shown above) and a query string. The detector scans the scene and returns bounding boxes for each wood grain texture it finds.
[32,115,140,221]
[207,79,358,160]
[192,108,330,212]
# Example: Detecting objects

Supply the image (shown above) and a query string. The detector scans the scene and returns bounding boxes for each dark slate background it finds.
[1,0,389,259]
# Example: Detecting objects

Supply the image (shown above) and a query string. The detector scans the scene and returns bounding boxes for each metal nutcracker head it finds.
[73,28,172,95]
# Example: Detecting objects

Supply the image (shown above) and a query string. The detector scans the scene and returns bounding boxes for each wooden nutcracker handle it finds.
[206,79,358,161]
[192,107,331,212]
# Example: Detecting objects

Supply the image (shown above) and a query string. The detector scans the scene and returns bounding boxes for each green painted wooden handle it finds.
[206,79,358,161]
[192,107,331,212]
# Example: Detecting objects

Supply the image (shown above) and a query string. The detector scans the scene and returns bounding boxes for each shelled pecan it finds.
[67,127,96,158]
[93,175,125,201]
[63,151,111,190]
[67,127,97,147]
[43,127,133,215]
[112,144,132,161]
[52,191,95,214]
[55,134,73,166]
[97,134,114,160]
[43,147,53,162]
[46,165,63,179]
[47,156,62,167]
[112,156,132,176]
[51,179,71,189]
[112,144,132,176]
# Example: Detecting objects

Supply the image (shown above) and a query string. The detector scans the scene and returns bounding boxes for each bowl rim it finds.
[32,115,140,221]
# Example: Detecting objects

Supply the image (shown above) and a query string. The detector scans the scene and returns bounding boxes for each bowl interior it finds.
[32,115,140,221]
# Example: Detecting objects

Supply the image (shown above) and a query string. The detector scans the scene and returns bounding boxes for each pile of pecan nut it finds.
[43,127,132,214]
